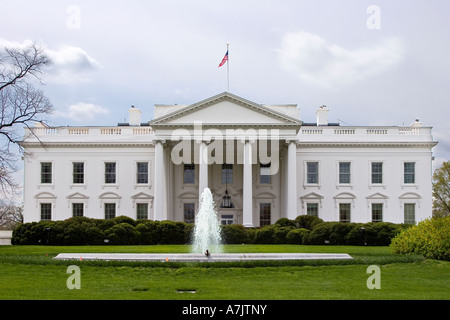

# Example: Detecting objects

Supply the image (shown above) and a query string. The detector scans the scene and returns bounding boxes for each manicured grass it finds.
[0,245,449,300]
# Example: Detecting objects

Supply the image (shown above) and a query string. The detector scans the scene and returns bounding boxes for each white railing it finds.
[27,126,154,137]
[299,126,430,136]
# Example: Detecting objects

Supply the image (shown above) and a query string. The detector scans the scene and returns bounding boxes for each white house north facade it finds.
[20,92,438,226]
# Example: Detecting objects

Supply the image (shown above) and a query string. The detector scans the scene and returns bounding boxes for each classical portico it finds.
[150,92,302,227]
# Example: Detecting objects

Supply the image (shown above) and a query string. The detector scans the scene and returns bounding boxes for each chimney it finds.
[316,105,329,126]
[129,105,142,126]
[411,119,423,127]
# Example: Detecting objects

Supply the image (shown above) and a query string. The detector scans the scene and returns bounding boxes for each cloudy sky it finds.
[1,0,449,173]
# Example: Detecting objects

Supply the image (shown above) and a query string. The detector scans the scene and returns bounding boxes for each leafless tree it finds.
[0,200,23,230]
[0,42,53,196]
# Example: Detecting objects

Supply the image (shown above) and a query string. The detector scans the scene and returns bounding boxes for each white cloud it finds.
[53,103,109,122]
[0,37,101,83]
[46,46,102,82]
[278,31,404,88]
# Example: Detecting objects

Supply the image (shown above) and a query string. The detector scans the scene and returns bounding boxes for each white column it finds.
[153,140,165,221]
[198,140,208,197]
[242,140,254,227]
[286,140,298,219]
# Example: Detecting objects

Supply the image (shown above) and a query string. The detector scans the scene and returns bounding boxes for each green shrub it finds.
[390,217,450,261]
[221,224,249,244]
[274,226,295,244]
[158,221,187,244]
[135,220,161,244]
[294,215,324,230]
[275,218,297,228]
[254,226,275,244]
[113,216,137,226]
[303,222,335,245]
[286,228,310,244]
[329,223,358,245]
[345,224,366,245]
[106,223,138,245]
[363,222,403,246]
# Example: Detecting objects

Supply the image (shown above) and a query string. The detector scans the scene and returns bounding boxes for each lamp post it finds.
[361,227,367,246]
[222,164,232,208]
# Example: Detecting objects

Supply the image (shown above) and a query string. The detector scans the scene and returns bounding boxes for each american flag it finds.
[218,50,228,67]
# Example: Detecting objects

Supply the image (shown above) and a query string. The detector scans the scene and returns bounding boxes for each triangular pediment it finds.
[66,192,89,200]
[131,192,153,200]
[301,192,324,200]
[366,192,389,200]
[150,92,302,127]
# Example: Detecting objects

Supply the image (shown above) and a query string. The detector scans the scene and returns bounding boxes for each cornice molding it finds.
[296,142,438,148]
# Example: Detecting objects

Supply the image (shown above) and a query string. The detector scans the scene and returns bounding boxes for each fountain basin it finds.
[53,253,353,262]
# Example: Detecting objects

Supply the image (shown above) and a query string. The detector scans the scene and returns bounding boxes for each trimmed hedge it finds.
[12,215,408,246]
[390,217,450,261]
[12,216,193,245]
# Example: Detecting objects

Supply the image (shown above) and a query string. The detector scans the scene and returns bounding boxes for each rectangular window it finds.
[260,203,271,226]
[41,162,52,184]
[222,164,233,184]
[105,162,116,184]
[40,203,52,221]
[104,203,116,219]
[221,214,234,225]
[371,162,383,184]
[306,203,319,217]
[183,164,195,184]
[404,203,416,225]
[371,203,383,222]
[339,203,351,223]
[184,203,195,224]
[73,162,84,184]
[339,162,351,184]
[404,162,415,184]
[307,162,319,184]
[72,203,84,217]
[136,203,148,220]
[136,162,149,184]
[260,163,271,184]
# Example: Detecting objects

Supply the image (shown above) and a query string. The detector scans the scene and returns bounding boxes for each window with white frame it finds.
[222,164,233,184]
[259,163,271,184]
[72,162,84,184]
[183,164,195,184]
[371,162,383,184]
[403,162,415,184]
[371,203,383,222]
[136,203,148,220]
[184,203,195,223]
[339,162,351,184]
[41,162,52,184]
[306,203,319,217]
[339,203,351,223]
[260,203,271,226]
[105,162,116,184]
[404,203,416,224]
[104,203,116,219]
[72,203,84,217]
[306,162,319,184]
[40,203,52,221]
[136,162,149,184]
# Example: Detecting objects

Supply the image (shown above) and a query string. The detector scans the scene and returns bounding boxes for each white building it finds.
[20,92,438,226]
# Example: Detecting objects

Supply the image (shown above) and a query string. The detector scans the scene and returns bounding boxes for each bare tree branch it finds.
[0,42,53,197]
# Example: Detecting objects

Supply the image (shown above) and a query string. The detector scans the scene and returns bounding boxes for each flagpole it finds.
[226,43,230,92]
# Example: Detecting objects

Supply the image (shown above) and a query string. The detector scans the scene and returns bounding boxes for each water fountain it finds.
[54,188,353,262]
[191,188,223,254]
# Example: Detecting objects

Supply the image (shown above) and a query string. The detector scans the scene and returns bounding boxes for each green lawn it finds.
[0,245,449,300]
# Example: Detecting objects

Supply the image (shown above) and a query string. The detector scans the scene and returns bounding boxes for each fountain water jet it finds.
[192,188,222,254]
